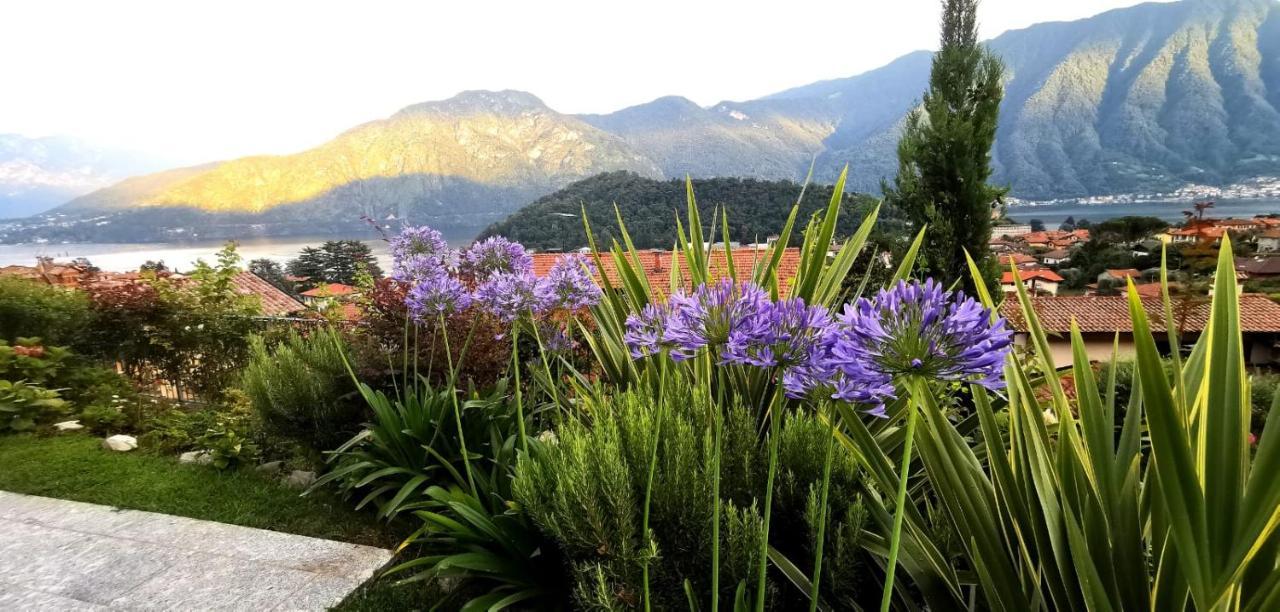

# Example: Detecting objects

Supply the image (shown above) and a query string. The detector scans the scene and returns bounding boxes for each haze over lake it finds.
[2,199,1275,273]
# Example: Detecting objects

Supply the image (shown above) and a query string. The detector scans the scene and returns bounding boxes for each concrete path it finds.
[0,491,394,611]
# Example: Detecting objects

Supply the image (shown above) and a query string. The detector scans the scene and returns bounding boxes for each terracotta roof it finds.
[300,283,357,298]
[230,271,304,316]
[1260,229,1280,239]
[1105,269,1142,279]
[999,293,1280,333]
[1216,218,1261,227]
[1001,269,1064,284]
[1256,217,1280,228]
[1237,256,1280,276]
[1040,248,1072,259]
[998,253,1036,265]
[530,248,804,296]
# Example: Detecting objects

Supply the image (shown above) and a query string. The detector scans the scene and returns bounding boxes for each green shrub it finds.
[241,331,364,451]
[0,277,89,346]
[79,402,128,435]
[513,383,868,609]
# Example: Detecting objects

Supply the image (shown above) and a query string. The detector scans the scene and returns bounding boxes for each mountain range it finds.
[12,0,1280,241]
[0,134,167,219]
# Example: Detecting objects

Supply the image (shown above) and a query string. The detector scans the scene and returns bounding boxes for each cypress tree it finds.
[883,0,1005,292]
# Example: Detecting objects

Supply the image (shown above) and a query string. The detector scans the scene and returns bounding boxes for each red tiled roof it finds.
[1040,248,1072,259]
[530,248,804,296]
[999,293,1280,333]
[998,253,1036,265]
[1001,269,1064,284]
[300,283,356,297]
[1237,256,1280,276]
[1260,229,1280,239]
[1105,269,1142,279]
[230,271,304,316]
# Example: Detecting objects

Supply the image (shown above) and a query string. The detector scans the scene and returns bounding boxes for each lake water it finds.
[0,236,399,273]
[1004,198,1279,226]
[2,199,1277,272]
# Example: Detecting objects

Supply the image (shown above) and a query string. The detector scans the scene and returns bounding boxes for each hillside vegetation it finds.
[479,171,893,251]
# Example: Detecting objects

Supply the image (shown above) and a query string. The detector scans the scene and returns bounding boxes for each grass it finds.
[0,432,450,610]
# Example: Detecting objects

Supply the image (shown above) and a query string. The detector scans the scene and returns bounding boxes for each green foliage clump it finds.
[0,339,72,432]
[0,277,89,346]
[241,331,364,451]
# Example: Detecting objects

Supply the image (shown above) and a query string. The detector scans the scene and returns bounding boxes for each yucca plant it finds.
[856,237,1280,610]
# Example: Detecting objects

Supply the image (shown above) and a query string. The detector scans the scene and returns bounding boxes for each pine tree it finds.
[883,0,1005,292]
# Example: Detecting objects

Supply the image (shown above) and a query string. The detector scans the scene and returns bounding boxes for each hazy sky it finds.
[2,0,1158,163]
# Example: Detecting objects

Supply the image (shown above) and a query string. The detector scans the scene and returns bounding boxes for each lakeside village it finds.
[6,204,1280,376]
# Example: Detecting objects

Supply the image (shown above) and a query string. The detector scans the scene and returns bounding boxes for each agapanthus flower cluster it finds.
[461,236,532,281]
[390,226,456,282]
[536,255,603,312]
[624,300,683,358]
[389,226,602,324]
[623,278,1012,417]
[406,273,472,322]
[831,279,1012,391]
[663,279,770,361]
[474,271,544,322]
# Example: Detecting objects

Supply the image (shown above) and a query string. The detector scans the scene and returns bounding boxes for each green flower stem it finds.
[880,385,921,612]
[437,313,478,499]
[755,391,783,612]
[709,360,722,611]
[641,365,666,612]
[809,402,837,611]
[510,323,529,456]
[525,312,561,412]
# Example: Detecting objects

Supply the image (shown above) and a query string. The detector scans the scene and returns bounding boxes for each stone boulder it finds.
[102,435,138,452]
[179,451,213,465]
[53,420,84,432]
[284,470,316,489]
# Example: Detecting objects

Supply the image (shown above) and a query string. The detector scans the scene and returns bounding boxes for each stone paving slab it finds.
[0,491,394,611]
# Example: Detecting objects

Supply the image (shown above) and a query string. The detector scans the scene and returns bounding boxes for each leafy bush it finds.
[81,243,261,402]
[0,277,89,346]
[0,338,71,385]
[241,330,364,451]
[1,379,69,432]
[79,402,129,435]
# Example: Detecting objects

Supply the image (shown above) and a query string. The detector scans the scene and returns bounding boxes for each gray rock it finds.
[101,435,137,452]
[283,470,316,489]
[178,451,212,466]
[53,420,84,432]
[254,461,283,476]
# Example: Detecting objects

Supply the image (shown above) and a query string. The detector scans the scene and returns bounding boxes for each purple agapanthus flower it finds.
[663,279,769,361]
[405,272,472,321]
[536,255,602,312]
[624,300,680,359]
[831,279,1013,395]
[461,236,532,281]
[723,298,834,368]
[474,271,543,322]
[390,226,456,281]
